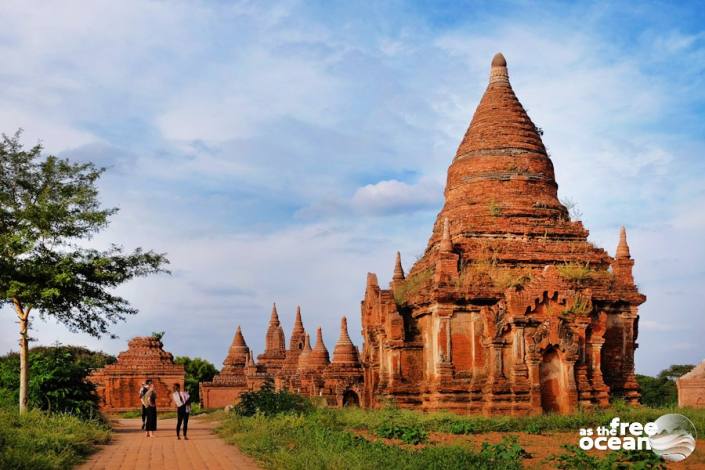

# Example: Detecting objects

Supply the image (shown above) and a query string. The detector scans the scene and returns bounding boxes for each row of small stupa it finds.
[200,304,364,407]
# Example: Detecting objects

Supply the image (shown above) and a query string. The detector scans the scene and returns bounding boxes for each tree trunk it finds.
[14,299,30,414]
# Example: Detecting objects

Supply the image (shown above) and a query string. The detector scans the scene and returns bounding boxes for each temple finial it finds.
[440,217,453,252]
[233,325,247,347]
[294,306,303,327]
[270,302,280,324]
[489,52,509,84]
[339,317,351,342]
[491,52,507,67]
[393,251,405,281]
[616,226,631,259]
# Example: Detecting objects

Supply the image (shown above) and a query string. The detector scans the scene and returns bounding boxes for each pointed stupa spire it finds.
[288,305,306,352]
[222,325,249,365]
[421,52,561,253]
[262,302,286,356]
[306,326,330,368]
[270,302,280,325]
[297,333,312,369]
[392,251,405,282]
[294,306,303,328]
[332,316,360,366]
[616,226,631,259]
[232,325,247,348]
[439,217,453,252]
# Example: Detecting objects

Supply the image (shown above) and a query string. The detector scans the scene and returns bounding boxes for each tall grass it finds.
[218,409,525,470]
[334,403,705,437]
[218,404,705,470]
[0,406,110,470]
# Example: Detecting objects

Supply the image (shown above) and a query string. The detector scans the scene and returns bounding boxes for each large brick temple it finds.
[360,53,645,414]
[202,53,644,415]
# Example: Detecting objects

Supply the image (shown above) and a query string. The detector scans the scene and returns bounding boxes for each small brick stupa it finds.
[677,360,705,408]
[360,53,645,415]
[89,336,185,412]
[199,326,251,408]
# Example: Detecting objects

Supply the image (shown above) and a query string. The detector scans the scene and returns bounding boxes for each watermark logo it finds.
[579,414,696,462]
[649,414,697,462]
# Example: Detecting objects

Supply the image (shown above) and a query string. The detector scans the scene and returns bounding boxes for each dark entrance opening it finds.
[540,348,562,413]
[343,390,360,407]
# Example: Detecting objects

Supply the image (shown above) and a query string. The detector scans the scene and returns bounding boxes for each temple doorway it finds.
[343,390,360,407]
[540,348,562,413]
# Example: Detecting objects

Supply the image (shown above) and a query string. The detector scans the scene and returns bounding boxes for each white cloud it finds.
[351,178,442,215]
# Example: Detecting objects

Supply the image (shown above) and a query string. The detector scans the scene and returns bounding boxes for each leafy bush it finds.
[375,421,428,444]
[235,378,312,417]
[0,406,110,470]
[0,345,114,419]
[174,356,218,403]
[480,436,529,465]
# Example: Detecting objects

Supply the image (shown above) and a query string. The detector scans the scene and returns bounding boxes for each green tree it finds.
[0,345,116,418]
[174,356,218,403]
[637,364,694,407]
[0,131,169,413]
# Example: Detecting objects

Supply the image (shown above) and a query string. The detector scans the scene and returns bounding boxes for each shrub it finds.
[235,378,312,417]
[375,421,428,445]
[0,345,114,419]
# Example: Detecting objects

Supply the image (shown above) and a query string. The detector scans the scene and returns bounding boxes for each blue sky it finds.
[0,1,703,375]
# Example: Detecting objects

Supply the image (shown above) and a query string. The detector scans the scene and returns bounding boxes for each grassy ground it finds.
[217,404,705,470]
[0,406,111,470]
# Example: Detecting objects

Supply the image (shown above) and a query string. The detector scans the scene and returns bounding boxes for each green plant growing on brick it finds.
[557,262,594,284]
[393,268,433,306]
[562,293,591,316]
[488,200,502,217]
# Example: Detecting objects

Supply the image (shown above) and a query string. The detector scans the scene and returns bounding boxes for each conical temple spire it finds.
[392,251,405,281]
[421,52,562,254]
[270,303,280,325]
[222,325,249,367]
[297,333,312,368]
[616,226,631,259]
[332,316,360,366]
[232,325,247,348]
[262,302,286,355]
[440,217,453,252]
[294,306,303,328]
[306,327,330,368]
[288,305,306,352]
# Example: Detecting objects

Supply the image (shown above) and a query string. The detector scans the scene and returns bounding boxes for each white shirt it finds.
[172,391,190,412]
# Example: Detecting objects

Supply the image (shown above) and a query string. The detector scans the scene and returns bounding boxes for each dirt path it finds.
[79,416,260,470]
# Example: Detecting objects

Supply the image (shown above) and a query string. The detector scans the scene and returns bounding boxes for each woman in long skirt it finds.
[143,383,158,437]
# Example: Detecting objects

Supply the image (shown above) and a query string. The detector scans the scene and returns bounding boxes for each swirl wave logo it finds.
[648,414,697,462]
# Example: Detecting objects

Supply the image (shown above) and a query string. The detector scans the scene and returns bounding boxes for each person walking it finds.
[142,381,157,437]
[139,380,151,430]
[171,383,190,440]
